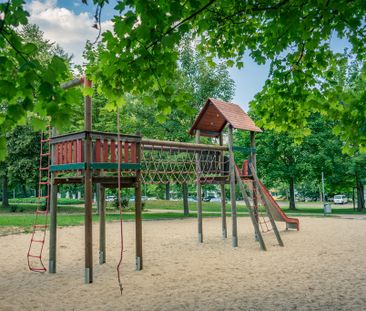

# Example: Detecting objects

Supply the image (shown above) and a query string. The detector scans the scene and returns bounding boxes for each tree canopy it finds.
[0,1,79,159]
[86,0,365,152]
[1,0,365,158]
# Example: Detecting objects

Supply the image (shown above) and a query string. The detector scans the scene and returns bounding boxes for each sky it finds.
[24,0,350,111]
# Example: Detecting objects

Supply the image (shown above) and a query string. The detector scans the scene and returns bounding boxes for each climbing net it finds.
[141,142,230,185]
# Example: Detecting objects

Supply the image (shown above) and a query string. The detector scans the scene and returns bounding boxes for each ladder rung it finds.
[34,225,47,229]
[40,153,50,156]
[30,267,46,272]
[28,254,41,259]
[41,139,50,143]
[40,167,49,171]
[38,195,49,199]
[31,239,45,243]
[39,181,49,185]
[35,210,48,215]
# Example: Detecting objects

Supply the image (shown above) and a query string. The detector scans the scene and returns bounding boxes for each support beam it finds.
[219,134,227,239]
[84,78,93,284]
[182,182,189,216]
[135,138,143,270]
[48,174,57,273]
[99,185,106,264]
[250,131,259,239]
[228,126,238,247]
[196,130,203,243]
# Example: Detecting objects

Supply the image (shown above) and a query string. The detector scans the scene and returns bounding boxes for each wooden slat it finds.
[103,139,109,162]
[119,142,123,162]
[67,141,72,163]
[95,139,101,162]
[72,140,77,163]
[130,143,136,163]
[77,139,82,162]
[124,141,129,163]
[62,142,67,164]
[110,140,116,162]
[54,144,59,164]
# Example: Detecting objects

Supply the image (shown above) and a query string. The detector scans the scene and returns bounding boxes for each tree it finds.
[0,2,78,159]
[0,162,9,208]
[347,154,366,211]
[255,130,308,210]
[6,126,40,196]
[80,0,365,152]
[2,1,365,156]
[235,113,359,209]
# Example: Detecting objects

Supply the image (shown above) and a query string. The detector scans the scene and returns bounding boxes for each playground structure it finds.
[27,77,299,284]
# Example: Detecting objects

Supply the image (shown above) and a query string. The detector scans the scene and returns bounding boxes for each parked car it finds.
[209,197,222,203]
[203,195,215,202]
[334,195,348,204]
[106,195,116,202]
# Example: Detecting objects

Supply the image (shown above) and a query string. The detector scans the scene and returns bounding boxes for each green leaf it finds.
[0,137,7,161]
[22,43,37,54]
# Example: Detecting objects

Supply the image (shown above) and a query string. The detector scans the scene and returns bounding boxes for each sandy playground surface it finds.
[1,216,366,311]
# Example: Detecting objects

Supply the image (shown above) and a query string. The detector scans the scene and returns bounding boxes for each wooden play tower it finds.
[27,78,298,284]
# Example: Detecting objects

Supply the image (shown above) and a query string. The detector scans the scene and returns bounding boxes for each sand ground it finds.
[1,216,366,311]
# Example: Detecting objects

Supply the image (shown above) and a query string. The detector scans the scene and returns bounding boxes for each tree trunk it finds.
[2,176,9,209]
[165,182,170,200]
[356,178,364,211]
[21,184,27,197]
[182,183,189,216]
[289,177,296,210]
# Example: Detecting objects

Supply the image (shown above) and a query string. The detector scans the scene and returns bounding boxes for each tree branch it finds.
[146,0,216,51]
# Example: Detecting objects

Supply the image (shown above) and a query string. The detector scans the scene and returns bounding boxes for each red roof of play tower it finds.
[189,98,262,137]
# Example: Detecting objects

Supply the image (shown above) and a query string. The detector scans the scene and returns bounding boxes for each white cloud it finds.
[26,0,113,65]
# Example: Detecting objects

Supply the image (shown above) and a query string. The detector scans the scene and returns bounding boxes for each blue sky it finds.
[26,0,350,111]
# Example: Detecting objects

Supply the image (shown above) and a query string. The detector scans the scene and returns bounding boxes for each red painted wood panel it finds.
[95,139,101,162]
[130,143,136,163]
[72,140,77,163]
[77,140,82,162]
[118,142,123,162]
[103,139,109,162]
[67,141,72,163]
[124,141,129,163]
[54,143,59,164]
[110,139,116,162]
[62,142,67,164]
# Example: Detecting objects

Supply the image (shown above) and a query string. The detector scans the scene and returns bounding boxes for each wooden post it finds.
[228,126,238,247]
[99,184,106,264]
[165,182,170,200]
[96,183,100,215]
[135,135,143,270]
[219,134,227,239]
[250,131,259,239]
[182,182,189,216]
[48,173,58,273]
[49,127,57,273]
[195,130,203,243]
[84,78,93,283]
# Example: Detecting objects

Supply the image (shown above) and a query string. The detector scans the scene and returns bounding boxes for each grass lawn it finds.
[1,199,365,234]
